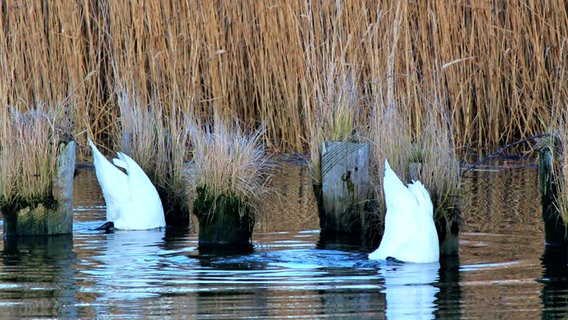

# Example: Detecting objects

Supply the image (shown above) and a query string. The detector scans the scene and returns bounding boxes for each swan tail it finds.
[112,157,128,171]
[408,180,434,217]
[88,137,127,188]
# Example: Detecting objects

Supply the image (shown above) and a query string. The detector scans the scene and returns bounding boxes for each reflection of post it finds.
[380,262,440,319]
[541,246,568,318]
[195,256,269,318]
[2,235,77,318]
[319,142,369,237]
[3,141,76,236]
[437,256,462,318]
[538,144,566,247]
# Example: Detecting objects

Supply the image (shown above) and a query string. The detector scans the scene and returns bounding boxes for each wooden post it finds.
[539,143,566,247]
[192,186,254,252]
[3,141,76,236]
[319,141,370,236]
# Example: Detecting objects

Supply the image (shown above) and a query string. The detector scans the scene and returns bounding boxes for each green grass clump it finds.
[0,103,71,212]
[187,118,273,219]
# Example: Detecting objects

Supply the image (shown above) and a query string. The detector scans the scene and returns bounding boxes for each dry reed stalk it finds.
[2,1,567,158]
[0,102,71,208]
[187,118,273,218]
[548,39,568,225]
[302,2,370,184]
[415,100,460,220]
[113,84,192,221]
[0,2,105,160]
[366,1,413,214]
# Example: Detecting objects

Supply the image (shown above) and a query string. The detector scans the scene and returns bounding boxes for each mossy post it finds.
[317,141,370,241]
[2,141,76,236]
[409,161,460,256]
[192,186,254,251]
[538,142,566,247]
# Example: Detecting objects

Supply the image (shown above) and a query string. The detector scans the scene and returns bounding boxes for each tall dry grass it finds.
[1,0,566,231]
[4,1,566,157]
[0,102,71,209]
[547,40,568,224]
[113,85,192,223]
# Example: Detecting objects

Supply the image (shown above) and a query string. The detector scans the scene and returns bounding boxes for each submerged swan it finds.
[88,138,165,230]
[369,159,439,263]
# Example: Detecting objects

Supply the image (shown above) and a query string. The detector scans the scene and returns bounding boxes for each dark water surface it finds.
[0,160,565,319]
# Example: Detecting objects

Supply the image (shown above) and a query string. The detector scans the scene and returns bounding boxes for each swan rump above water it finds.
[88,138,165,230]
[369,159,439,263]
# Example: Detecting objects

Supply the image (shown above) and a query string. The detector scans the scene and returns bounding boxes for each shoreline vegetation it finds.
[1,1,565,157]
[1,2,567,231]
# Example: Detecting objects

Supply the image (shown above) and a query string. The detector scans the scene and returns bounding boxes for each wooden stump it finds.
[3,141,76,236]
[192,186,254,252]
[318,141,370,237]
[539,144,566,247]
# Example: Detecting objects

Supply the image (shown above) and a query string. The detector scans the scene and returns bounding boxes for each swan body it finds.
[369,159,439,263]
[88,138,165,230]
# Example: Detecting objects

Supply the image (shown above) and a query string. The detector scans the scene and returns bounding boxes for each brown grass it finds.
[2,1,566,158]
[0,1,566,231]
[113,85,192,221]
[187,118,273,218]
[0,102,71,207]
[548,39,568,223]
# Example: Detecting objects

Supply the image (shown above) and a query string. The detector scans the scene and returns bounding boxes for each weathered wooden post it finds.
[192,186,254,252]
[538,141,566,247]
[2,141,76,236]
[317,141,370,241]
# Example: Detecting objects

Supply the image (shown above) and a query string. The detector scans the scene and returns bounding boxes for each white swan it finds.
[88,137,165,230]
[369,159,439,263]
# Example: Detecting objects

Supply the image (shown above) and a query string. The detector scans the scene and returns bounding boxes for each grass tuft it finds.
[187,118,273,219]
[0,102,72,210]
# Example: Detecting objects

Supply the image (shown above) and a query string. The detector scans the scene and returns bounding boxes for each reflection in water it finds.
[379,261,440,319]
[0,160,564,318]
[80,230,168,301]
[0,235,77,318]
[436,255,461,318]
[541,246,568,318]
[194,248,385,318]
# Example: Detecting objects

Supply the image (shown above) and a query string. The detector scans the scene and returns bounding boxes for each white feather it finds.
[88,138,166,230]
[369,159,439,263]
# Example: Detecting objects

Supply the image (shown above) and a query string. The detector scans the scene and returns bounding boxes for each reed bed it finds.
[547,47,568,224]
[2,1,566,158]
[1,0,567,234]
[0,102,71,210]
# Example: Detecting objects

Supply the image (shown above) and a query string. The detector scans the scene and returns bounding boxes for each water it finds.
[0,159,565,319]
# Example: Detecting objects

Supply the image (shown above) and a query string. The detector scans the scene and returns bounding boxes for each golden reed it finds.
[1,1,565,157]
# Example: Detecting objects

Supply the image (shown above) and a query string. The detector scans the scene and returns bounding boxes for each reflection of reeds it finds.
[0,103,71,210]
[187,119,273,219]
